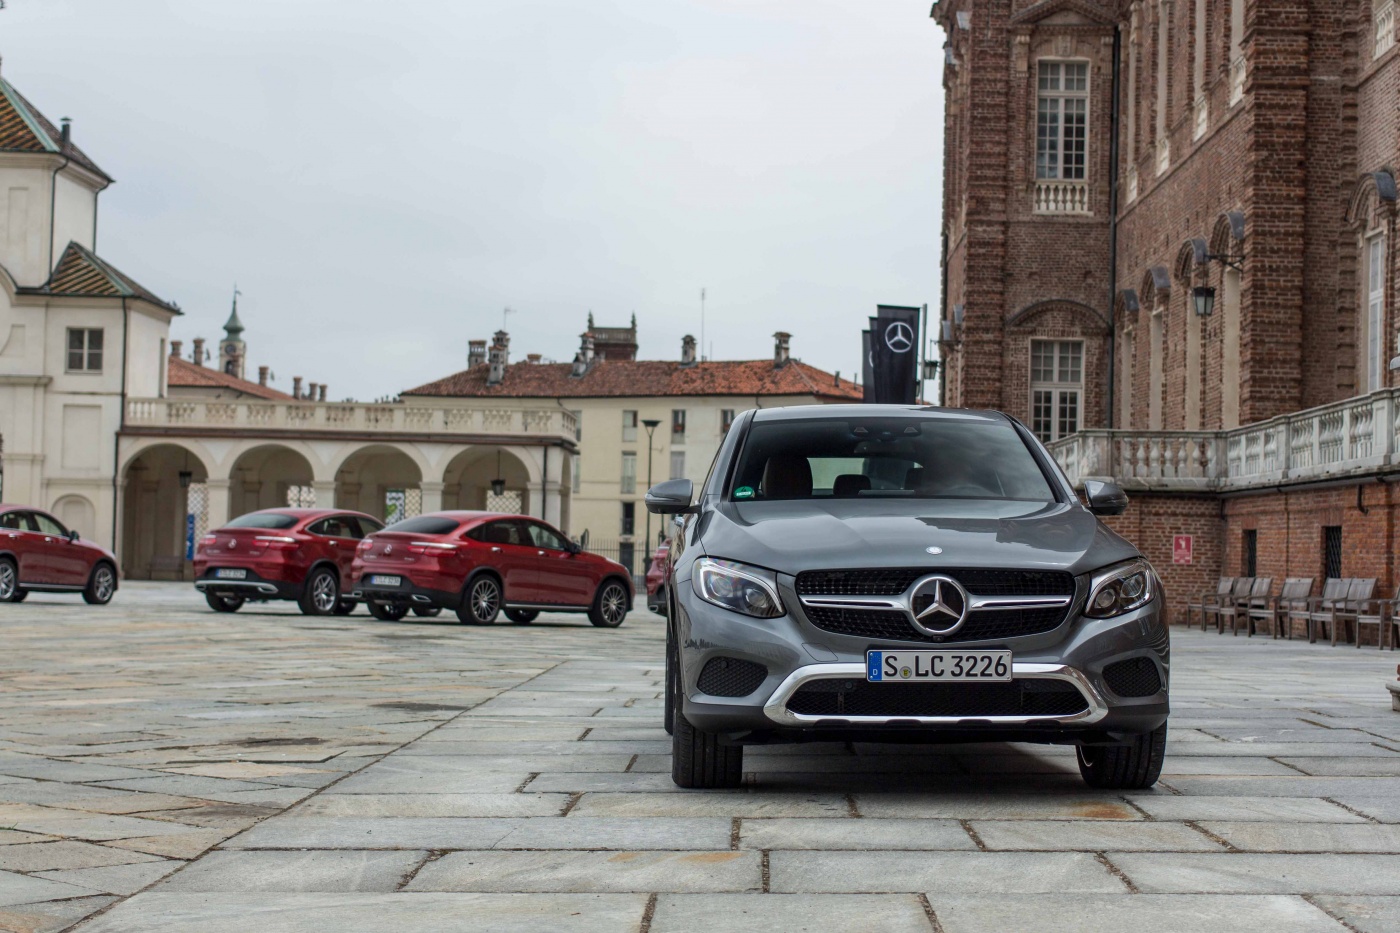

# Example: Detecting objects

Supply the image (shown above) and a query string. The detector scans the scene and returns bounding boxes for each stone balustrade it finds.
[1033,180,1090,214]
[1377,1,1396,57]
[1048,389,1400,491]
[125,397,578,441]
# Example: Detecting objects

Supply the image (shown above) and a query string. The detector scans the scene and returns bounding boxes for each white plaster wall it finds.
[126,309,170,398]
[51,172,96,257]
[0,163,53,287]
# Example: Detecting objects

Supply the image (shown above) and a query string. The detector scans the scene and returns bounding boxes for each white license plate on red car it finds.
[369,575,402,587]
[867,650,1012,682]
[214,568,247,580]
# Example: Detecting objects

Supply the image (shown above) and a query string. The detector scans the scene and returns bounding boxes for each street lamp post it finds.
[641,418,661,574]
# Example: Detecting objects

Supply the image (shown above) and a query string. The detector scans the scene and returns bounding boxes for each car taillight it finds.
[255,535,299,551]
[201,534,217,546]
[357,539,373,553]
[408,541,457,555]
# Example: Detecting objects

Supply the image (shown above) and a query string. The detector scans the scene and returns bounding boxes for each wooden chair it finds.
[1250,577,1312,639]
[1265,577,1314,639]
[1289,577,1348,642]
[1213,577,1256,633]
[1352,592,1398,650]
[1188,577,1234,629]
[1230,577,1273,636]
[1326,578,1379,646]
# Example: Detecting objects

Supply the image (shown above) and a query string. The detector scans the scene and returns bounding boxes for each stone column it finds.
[313,481,339,510]
[205,478,231,531]
[420,481,445,514]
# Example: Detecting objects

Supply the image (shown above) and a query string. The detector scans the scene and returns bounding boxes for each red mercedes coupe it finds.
[351,511,633,626]
[193,508,387,615]
[0,505,118,605]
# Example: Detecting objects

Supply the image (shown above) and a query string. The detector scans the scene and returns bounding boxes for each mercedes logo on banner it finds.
[884,321,914,354]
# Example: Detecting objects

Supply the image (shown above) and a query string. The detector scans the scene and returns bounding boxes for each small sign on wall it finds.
[1173,534,1194,565]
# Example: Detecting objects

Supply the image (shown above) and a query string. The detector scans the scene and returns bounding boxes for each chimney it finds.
[680,334,697,366]
[292,376,303,399]
[60,117,71,148]
[318,384,327,402]
[307,382,319,401]
[191,337,205,367]
[526,353,542,364]
[170,340,182,360]
[773,331,791,368]
[487,343,506,386]
[468,339,487,368]
[258,365,269,387]
[492,330,510,366]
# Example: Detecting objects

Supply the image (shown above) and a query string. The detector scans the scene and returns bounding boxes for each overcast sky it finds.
[4,0,943,400]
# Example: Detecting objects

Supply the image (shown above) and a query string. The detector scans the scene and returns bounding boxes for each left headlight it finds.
[1085,558,1156,619]
[692,557,785,619]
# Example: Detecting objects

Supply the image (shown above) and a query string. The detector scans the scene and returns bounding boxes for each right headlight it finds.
[1085,558,1156,619]
[692,557,785,618]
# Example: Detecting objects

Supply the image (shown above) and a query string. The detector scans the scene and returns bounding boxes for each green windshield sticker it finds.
[734,486,755,499]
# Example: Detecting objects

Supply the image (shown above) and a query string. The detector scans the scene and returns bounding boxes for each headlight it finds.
[1085,558,1156,619]
[692,558,784,618]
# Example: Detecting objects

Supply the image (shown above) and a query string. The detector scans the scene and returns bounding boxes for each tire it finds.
[1076,722,1168,789]
[505,609,539,625]
[299,567,340,616]
[650,586,669,618]
[664,626,677,736]
[0,558,20,603]
[412,606,442,618]
[589,579,630,628]
[82,563,117,605]
[333,599,357,616]
[205,591,244,613]
[368,600,409,622]
[457,575,501,624]
[671,640,742,788]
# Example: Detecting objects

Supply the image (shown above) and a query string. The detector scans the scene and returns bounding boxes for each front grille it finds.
[801,605,1069,644]
[795,568,1075,597]
[1102,657,1162,698]
[696,657,768,697]
[786,679,1089,718]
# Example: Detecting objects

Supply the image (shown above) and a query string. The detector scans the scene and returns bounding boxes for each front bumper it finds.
[675,575,1169,742]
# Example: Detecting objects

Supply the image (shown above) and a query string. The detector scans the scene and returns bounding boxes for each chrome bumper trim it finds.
[761,661,1110,728]
[194,580,278,595]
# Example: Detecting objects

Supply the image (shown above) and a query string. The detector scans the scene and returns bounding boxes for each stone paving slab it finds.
[1112,853,1400,894]
[769,850,1129,894]
[1201,821,1400,852]
[650,893,935,932]
[738,817,977,850]
[967,819,1223,851]
[1310,895,1400,933]
[928,893,1344,932]
[152,850,427,892]
[1127,795,1366,822]
[406,850,762,893]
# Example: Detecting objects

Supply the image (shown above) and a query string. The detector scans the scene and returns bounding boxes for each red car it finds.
[0,505,118,605]
[350,511,633,627]
[193,508,386,616]
[645,541,670,616]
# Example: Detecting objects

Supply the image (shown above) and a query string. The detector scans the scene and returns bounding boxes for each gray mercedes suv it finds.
[645,405,1168,790]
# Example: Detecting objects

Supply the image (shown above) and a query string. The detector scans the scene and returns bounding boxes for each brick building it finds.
[933,0,1399,628]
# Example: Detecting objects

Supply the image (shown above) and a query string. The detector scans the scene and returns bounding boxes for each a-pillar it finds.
[420,481,445,514]
[313,480,339,510]
[205,478,231,531]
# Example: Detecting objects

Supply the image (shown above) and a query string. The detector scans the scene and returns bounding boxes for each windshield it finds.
[729,417,1057,502]
[225,512,299,530]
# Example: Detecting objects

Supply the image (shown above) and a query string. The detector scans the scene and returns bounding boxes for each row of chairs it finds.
[1185,576,1399,648]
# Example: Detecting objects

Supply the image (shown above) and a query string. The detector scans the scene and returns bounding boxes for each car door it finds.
[470,520,540,603]
[308,516,359,585]
[0,511,46,585]
[525,521,594,606]
[31,512,84,585]
[348,516,383,585]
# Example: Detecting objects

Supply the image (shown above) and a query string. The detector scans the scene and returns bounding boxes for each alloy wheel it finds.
[601,583,627,625]
[311,572,338,612]
[472,579,500,623]
[0,562,14,600]
[93,567,115,602]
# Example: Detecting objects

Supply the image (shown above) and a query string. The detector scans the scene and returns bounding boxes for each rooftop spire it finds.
[223,285,244,337]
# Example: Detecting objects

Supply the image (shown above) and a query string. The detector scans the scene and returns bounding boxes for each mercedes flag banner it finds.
[867,305,920,404]
[861,329,874,402]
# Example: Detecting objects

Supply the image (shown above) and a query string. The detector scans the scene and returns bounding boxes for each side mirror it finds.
[565,539,582,555]
[1082,480,1128,516]
[67,529,80,543]
[645,478,694,515]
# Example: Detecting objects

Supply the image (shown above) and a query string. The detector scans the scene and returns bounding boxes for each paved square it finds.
[0,583,1397,931]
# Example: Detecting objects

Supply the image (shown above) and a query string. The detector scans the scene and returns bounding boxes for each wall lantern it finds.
[489,449,506,497]
[178,470,193,488]
[1192,285,1216,318]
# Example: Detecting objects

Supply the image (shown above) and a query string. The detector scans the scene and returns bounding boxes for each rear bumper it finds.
[351,575,460,609]
[194,569,299,600]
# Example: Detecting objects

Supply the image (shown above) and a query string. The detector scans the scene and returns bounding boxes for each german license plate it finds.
[369,575,402,587]
[867,650,1012,682]
[214,568,247,580]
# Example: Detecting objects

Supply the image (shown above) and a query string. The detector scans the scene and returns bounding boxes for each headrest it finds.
[832,474,871,498]
[761,455,813,499]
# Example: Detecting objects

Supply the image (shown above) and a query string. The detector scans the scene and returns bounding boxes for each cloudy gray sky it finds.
[5,0,943,400]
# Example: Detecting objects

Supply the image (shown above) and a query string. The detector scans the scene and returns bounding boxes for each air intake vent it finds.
[1102,657,1163,698]
[786,680,1088,718]
[697,657,768,697]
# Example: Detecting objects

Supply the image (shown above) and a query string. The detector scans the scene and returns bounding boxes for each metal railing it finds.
[1048,388,1400,491]
[125,398,577,439]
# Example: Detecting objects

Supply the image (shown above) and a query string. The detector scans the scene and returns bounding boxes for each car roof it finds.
[748,404,1012,425]
[389,511,543,525]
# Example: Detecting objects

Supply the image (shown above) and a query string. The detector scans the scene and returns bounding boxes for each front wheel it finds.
[457,576,501,624]
[83,563,117,605]
[1077,722,1168,789]
[671,639,742,788]
[205,591,244,613]
[299,567,340,616]
[505,609,538,625]
[368,601,409,621]
[0,558,21,603]
[589,580,629,628]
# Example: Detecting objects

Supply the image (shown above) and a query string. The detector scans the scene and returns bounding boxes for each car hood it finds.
[697,498,1138,577]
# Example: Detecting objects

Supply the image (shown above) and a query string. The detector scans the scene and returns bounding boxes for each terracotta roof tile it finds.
[167,356,294,401]
[0,78,111,182]
[403,358,863,401]
[23,242,179,312]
